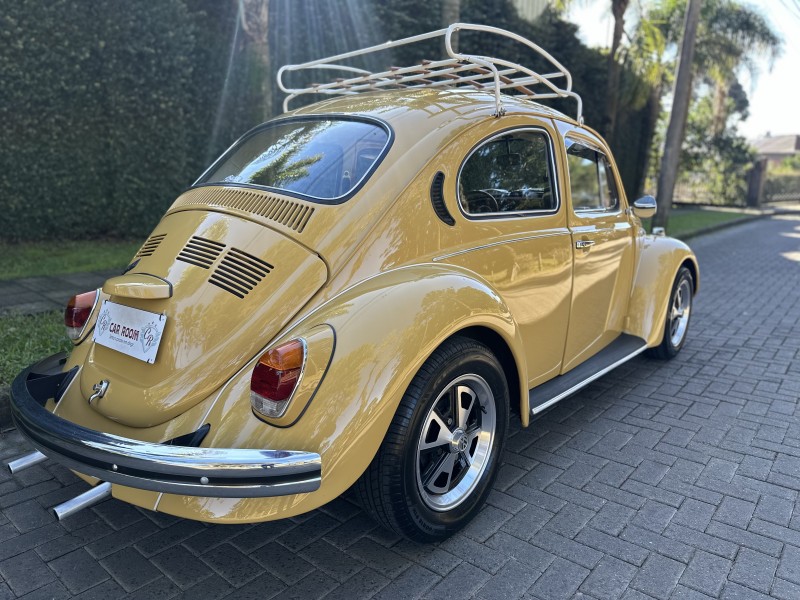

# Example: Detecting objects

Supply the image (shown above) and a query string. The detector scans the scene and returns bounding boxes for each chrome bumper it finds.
[10,354,322,498]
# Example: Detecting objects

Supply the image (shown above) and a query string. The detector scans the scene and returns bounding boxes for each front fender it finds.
[626,234,699,347]
[156,264,527,522]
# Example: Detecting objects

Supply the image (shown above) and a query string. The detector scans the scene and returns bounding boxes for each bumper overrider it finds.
[10,354,322,498]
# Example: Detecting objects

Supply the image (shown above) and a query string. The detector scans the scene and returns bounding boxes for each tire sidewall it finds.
[664,267,693,356]
[398,344,509,540]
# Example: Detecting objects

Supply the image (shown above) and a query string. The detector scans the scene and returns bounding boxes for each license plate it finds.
[93,300,166,364]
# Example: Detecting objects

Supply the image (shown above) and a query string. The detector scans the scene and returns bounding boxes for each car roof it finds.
[290,89,579,133]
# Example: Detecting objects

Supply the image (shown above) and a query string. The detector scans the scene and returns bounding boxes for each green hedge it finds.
[0,1,238,242]
[1,0,656,242]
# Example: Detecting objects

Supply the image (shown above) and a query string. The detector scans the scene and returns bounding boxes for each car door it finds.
[441,118,573,388]
[561,133,635,372]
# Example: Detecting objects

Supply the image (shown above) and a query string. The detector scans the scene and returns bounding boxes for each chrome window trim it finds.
[456,126,561,220]
[192,113,394,206]
[564,133,622,217]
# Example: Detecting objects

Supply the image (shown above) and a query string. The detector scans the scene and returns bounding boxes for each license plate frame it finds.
[92,300,166,364]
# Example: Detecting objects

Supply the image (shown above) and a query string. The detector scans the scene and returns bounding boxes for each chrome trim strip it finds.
[11,356,322,499]
[530,343,647,415]
[433,229,571,262]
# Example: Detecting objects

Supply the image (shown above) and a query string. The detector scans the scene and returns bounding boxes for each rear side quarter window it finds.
[458,129,557,217]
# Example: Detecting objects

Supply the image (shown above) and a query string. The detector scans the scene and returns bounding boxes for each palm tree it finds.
[702,4,779,136]
[549,0,635,145]
[653,0,702,230]
[441,0,461,53]
[647,0,781,228]
[604,0,631,146]
[619,15,668,196]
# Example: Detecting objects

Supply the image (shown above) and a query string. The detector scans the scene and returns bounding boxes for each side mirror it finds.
[632,195,657,219]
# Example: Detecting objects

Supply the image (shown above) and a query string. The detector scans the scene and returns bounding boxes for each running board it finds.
[530,334,647,416]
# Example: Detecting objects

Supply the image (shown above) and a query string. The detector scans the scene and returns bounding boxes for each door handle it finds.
[575,240,595,249]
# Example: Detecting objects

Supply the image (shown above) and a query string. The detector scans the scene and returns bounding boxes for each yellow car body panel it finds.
[626,233,700,347]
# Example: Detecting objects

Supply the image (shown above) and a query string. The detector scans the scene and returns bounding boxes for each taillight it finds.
[250,339,306,419]
[65,290,98,340]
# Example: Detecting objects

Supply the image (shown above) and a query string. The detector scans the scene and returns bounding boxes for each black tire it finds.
[647,266,694,360]
[356,336,509,542]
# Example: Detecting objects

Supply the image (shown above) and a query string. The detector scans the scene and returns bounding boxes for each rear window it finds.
[196,117,391,202]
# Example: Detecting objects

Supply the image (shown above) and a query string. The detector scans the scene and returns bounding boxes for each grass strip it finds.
[0,311,71,387]
[643,207,753,239]
[0,240,140,281]
[667,209,753,238]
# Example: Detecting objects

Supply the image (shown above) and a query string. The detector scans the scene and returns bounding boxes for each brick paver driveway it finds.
[1,214,799,599]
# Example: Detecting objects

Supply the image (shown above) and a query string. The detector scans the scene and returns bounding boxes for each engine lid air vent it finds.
[170,187,315,233]
[176,236,226,269]
[209,248,274,299]
[135,233,167,258]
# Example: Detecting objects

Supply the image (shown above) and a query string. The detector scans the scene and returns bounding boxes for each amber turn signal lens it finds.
[259,339,305,372]
[250,339,305,419]
[65,290,98,340]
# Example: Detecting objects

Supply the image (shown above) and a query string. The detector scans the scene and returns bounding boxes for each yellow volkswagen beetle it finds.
[8,24,697,542]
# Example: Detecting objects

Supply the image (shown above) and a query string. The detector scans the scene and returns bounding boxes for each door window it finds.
[459,130,556,216]
[565,138,619,213]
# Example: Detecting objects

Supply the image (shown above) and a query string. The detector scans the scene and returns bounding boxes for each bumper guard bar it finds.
[10,354,322,498]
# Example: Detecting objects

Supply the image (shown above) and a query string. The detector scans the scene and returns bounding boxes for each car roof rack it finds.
[277,23,583,122]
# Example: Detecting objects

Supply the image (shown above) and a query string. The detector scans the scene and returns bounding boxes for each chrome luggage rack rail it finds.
[277,23,583,121]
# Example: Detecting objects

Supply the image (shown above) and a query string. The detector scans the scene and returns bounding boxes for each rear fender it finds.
[626,235,699,347]
[156,264,526,522]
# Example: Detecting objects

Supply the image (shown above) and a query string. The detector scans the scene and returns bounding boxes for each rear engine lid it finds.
[80,210,327,428]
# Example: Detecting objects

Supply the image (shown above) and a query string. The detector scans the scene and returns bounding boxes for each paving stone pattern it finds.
[0,270,119,316]
[1,215,799,599]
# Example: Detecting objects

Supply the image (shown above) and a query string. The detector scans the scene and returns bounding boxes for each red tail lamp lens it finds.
[65,291,98,340]
[250,339,305,418]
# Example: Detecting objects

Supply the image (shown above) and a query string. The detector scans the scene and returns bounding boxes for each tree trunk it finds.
[238,0,272,121]
[604,0,629,148]
[653,0,702,231]
[254,38,272,122]
[711,78,728,137]
[441,0,460,54]
[636,83,663,199]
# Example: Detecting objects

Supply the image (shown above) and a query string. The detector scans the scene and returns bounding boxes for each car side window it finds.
[459,130,556,216]
[565,138,619,213]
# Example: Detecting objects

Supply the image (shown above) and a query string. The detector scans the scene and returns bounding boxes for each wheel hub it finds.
[415,375,497,511]
[450,429,469,453]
